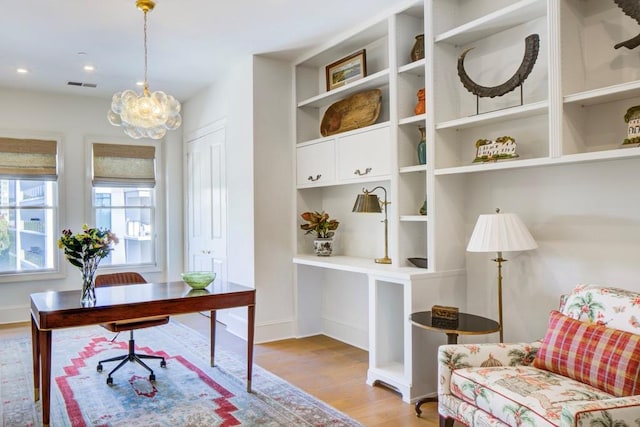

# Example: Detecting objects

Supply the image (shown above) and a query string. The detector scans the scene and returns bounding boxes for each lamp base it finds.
[375,257,392,264]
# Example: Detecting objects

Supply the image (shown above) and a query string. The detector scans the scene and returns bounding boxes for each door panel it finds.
[186,125,228,305]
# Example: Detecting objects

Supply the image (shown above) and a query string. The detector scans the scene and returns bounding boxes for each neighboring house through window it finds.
[0,137,59,275]
[91,142,158,267]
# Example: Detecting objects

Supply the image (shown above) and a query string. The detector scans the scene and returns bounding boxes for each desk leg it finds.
[247,304,255,393]
[39,328,52,426]
[415,333,459,417]
[210,310,217,367]
[31,316,40,402]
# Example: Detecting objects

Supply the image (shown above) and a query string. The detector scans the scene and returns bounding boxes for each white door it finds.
[186,123,228,314]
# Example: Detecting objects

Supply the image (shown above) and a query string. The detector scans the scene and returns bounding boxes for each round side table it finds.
[410,311,500,417]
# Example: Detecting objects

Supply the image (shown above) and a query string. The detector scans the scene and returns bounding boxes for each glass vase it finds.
[81,259,99,306]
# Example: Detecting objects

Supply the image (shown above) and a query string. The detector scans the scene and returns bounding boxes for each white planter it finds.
[313,238,333,256]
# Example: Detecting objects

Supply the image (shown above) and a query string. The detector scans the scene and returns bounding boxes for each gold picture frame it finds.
[325,49,367,91]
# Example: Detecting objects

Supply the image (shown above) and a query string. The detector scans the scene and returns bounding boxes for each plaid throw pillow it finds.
[534,310,640,397]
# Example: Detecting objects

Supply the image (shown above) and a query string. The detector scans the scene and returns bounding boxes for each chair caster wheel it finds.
[106,377,113,385]
[149,374,156,382]
[97,364,103,373]
[160,360,167,368]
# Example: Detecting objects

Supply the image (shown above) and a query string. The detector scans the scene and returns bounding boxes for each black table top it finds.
[410,311,500,335]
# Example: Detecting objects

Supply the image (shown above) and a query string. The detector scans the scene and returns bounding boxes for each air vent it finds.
[67,81,97,88]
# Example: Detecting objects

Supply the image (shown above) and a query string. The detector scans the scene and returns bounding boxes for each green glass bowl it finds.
[181,271,216,289]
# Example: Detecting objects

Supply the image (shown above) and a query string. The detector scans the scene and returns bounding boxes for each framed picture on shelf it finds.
[325,49,366,91]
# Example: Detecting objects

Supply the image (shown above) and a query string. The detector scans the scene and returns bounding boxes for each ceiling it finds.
[1,0,406,102]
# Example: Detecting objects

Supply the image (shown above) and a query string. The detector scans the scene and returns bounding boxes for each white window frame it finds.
[86,137,164,274]
[0,131,64,283]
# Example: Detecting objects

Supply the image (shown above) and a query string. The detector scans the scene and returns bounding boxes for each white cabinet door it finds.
[296,141,336,188]
[337,126,391,182]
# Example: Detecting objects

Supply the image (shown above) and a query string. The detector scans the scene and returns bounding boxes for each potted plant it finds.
[300,211,339,256]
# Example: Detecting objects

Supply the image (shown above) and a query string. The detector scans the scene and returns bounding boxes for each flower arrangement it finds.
[300,211,340,239]
[58,225,118,305]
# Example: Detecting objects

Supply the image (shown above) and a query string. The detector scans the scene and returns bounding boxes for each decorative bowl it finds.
[408,258,428,269]
[181,271,216,289]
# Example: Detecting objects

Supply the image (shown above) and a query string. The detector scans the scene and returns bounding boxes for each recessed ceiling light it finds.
[16,68,29,74]
[84,65,95,72]
[136,81,144,86]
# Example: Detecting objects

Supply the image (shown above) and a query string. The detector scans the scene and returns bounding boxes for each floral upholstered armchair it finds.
[437,285,640,426]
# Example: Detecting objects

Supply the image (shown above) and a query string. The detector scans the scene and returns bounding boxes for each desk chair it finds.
[95,272,169,385]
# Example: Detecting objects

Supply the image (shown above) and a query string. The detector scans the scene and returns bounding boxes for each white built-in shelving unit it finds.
[292,0,640,403]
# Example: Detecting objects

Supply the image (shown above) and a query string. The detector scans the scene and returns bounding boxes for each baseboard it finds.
[254,319,295,344]
[321,317,368,351]
[0,305,29,324]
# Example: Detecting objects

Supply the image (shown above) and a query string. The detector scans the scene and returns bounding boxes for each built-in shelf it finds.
[398,59,426,75]
[293,254,430,279]
[435,101,548,130]
[399,165,427,174]
[564,80,640,107]
[435,0,546,45]
[400,215,428,222]
[399,114,426,126]
[297,69,390,108]
[434,146,640,176]
[434,157,555,176]
[297,121,391,147]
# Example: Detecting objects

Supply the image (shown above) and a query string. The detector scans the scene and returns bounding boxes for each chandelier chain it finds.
[143,8,149,93]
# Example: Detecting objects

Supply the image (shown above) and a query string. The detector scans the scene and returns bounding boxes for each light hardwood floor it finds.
[4,314,441,426]
[175,312,441,427]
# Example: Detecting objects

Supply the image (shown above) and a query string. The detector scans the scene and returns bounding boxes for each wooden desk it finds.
[30,280,256,427]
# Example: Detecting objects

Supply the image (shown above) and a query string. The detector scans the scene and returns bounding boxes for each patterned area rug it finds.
[1,320,362,426]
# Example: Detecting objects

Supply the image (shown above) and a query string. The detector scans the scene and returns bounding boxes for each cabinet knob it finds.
[307,174,321,182]
[354,168,372,176]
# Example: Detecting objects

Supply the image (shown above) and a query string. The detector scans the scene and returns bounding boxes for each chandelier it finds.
[108,0,181,139]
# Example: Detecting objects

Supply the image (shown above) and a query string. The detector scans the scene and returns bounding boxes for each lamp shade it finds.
[352,193,382,213]
[467,212,537,253]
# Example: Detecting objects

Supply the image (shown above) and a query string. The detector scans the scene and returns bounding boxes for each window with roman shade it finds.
[0,137,59,276]
[92,143,155,187]
[91,142,158,267]
[0,137,57,180]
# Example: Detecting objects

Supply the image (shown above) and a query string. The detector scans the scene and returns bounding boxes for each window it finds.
[91,142,157,267]
[0,137,58,275]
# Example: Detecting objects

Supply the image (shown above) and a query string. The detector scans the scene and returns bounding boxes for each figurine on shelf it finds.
[622,105,640,146]
[414,88,425,115]
[473,136,518,163]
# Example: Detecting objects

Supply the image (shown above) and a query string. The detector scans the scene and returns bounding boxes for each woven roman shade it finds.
[0,137,58,180]
[92,143,156,187]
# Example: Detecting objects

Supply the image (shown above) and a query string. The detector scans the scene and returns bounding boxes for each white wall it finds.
[182,56,295,342]
[0,87,184,323]
[252,56,295,340]
[463,158,640,342]
[183,57,255,288]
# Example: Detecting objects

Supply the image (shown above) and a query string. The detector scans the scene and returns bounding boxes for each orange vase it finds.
[414,88,425,115]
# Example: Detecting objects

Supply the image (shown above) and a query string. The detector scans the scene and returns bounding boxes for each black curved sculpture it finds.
[457,34,540,98]
[613,0,640,49]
